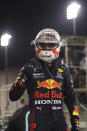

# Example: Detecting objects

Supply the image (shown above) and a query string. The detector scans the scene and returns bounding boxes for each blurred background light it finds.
[66,2,81,20]
[1,33,12,46]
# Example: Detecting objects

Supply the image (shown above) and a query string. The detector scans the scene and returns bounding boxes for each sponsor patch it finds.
[34,99,61,105]
[37,79,61,90]
[58,68,64,72]
[33,73,44,78]
[34,90,62,99]
[73,105,79,116]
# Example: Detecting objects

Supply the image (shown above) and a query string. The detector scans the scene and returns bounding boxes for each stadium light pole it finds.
[66,2,81,36]
[0,33,12,84]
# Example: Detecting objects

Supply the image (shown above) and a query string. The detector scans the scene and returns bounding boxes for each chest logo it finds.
[33,73,44,78]
[58,68,63,72]
[37,79,61,90]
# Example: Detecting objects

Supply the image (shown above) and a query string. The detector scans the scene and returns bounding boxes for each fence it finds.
[64,36,87,130]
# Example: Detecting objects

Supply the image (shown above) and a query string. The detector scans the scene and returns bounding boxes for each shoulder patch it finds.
[58,68,64,72]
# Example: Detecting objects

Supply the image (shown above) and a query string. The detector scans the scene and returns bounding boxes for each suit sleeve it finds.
[63,67,79,129]
[9,65,29,101]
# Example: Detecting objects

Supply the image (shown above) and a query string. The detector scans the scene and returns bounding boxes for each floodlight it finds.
[1,33,12,46]
[67,2,81,20]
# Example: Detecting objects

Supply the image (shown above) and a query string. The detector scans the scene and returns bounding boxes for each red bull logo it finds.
[34,90,62,99]
[37,79,61,89]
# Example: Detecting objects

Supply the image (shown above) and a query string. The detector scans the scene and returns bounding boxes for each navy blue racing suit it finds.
[9,57,79,131]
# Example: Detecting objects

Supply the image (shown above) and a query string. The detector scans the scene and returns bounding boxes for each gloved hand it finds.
[14,73,28,88]
[71,126,79,131]
[71,116,79,131]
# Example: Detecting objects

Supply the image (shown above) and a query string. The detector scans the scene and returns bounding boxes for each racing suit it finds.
[9,57,79,131]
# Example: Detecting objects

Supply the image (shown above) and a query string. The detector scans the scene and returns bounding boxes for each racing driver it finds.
[9,28,79,131]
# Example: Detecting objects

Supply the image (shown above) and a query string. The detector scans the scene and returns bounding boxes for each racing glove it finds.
[71,115,79,131]
[71,105,79,131]
[9,73,28,101]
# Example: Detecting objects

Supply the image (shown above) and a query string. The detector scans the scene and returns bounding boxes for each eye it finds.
[49,43,55,48]
[40,43,46,48]
[48,43,59,49]
[36,42,59,49]
[36,43,47,49]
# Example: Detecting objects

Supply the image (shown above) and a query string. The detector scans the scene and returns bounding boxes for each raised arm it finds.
[9,65,29,101]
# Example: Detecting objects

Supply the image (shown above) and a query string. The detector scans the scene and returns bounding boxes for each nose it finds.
[45,45,50,50]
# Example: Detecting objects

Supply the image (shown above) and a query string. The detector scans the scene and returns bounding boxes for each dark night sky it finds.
[0,0,87,69]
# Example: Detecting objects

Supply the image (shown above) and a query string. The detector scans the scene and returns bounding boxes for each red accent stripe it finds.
[29,109,36,131]
[36,49,42,56]
[30,128,34,131]
[52,50,58,56]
